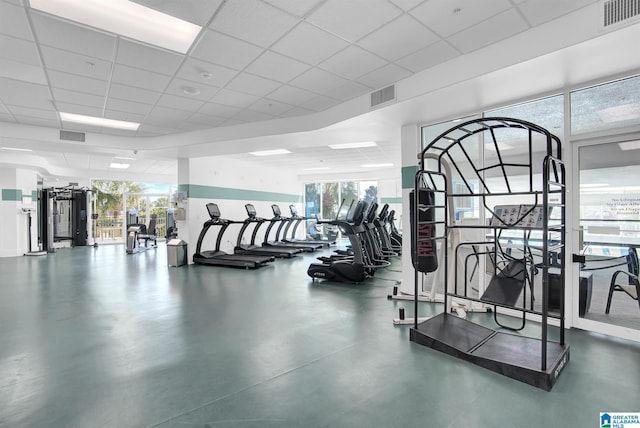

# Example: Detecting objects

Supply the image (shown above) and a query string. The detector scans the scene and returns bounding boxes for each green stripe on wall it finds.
[178,184,301,203]
[402,166,418,189]
[32,190,38,200]
[2,189,22,201]
[381,197,402,204]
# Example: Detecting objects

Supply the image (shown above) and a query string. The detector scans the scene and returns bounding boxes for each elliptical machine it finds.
[307,200,369,283]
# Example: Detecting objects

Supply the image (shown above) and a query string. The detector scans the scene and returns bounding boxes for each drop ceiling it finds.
[0,0,630,182]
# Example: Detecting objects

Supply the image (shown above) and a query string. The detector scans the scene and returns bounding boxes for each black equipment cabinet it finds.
[410,117,568,391]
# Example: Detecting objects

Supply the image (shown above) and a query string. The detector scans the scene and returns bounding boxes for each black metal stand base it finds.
[410,313,569,391]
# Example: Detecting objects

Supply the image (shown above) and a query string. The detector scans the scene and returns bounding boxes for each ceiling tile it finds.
[208,88,260,108]
[447,9,528,54]
[105,98,153,115]
[249,98,294,116]
[176,58,238,87]
[0,58,47,85]
[130,0,224,26]
[115,39,184,76]
[191,30,263,70]
[357,63,413,89]
[30,12,117,61]
[226,72,283,97]
[307,0,402,42]
[145,106,192,124]
[388,0,424,11]
[209,0,299,48]
[103,109,147,124]
[282,106,314,117]
[13,116,59,127]
[233,109,275,122]
[156,93,205,112]
[6,105,58,120]
[245,51,310,83]
[185,112,228,127]
[48,70,107,96]
[40,46,113,80]
[324,81,372,101]
[270,22,349,66]
[357,15,440,61]
[264,84,317,105]
[517,0,596,26]
[197,102,241,118]
[55,102,103,117]
[0,34,41,66]
[52,87,104,109]
[263,0,324,18]
[111,64,172,92]
[0,1,33,40]
[395,40,460,72]
[165,78,220,101]
[411,0,513,38]
[289,68,349,94]
[301,95,342,111]
[109,83,160,105]
[319,45,387,79]
[0,78,52,109]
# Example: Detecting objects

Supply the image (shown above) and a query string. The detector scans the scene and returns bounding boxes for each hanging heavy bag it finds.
[409,187,438,273]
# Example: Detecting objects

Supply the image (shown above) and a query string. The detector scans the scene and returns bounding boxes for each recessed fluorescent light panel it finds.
[248,149,291,156]
[361,163,394,168]
[59,112,140,131]
[328,141,377,150]
[109,162,130,169]
[1,147,32,152]
[29,0,202,54]
[113,156,136,161]
[618,140,640,151]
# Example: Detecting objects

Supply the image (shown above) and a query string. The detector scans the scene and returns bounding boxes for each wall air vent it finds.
[59,130,85,142]
[370,85,395,108]
[603,0,640,26]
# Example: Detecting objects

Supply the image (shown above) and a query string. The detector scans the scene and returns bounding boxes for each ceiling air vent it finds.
[370,85,395,108]
[59,130,85,142]
[603,0,640,26]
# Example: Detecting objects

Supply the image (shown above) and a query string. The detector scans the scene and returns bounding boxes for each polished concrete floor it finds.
[1,244,639,428]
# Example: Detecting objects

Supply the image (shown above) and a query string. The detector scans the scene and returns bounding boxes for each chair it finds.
[605,247,640,314]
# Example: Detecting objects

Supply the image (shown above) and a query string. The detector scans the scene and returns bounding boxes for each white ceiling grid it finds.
[0,0,603,179]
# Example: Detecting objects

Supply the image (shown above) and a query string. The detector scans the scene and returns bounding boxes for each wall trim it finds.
[178,184,301,203]
[1,189,22,201]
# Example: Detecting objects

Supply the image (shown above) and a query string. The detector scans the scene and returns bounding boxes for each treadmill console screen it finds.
[245,204,257,218]
[289,205,298,216]
[271,204,281,216]
[206,203,220,219]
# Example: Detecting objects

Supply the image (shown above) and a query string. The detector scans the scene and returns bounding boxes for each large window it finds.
[304,180,378,220]
[91,180,173,243]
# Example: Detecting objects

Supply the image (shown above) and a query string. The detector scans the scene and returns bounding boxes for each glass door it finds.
[573,139,640,340]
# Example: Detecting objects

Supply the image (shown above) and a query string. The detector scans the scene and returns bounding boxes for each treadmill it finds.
[262,204,322,252]
[193,203,274,268]
[282,205,335,247]
[234,204,301,258]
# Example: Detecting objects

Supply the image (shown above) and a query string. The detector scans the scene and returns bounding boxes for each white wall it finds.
[0,168,38,257]
[180,156,303,260]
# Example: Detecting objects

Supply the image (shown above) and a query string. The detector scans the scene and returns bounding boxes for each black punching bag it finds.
[410,187,438,273]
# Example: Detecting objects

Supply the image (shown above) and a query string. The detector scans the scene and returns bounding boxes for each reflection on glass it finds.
[579,142,640,330]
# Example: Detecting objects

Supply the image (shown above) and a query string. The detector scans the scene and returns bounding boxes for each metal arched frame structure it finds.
[410,117,568,391]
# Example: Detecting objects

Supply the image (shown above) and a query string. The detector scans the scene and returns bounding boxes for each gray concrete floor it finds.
[0,244,638,428]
